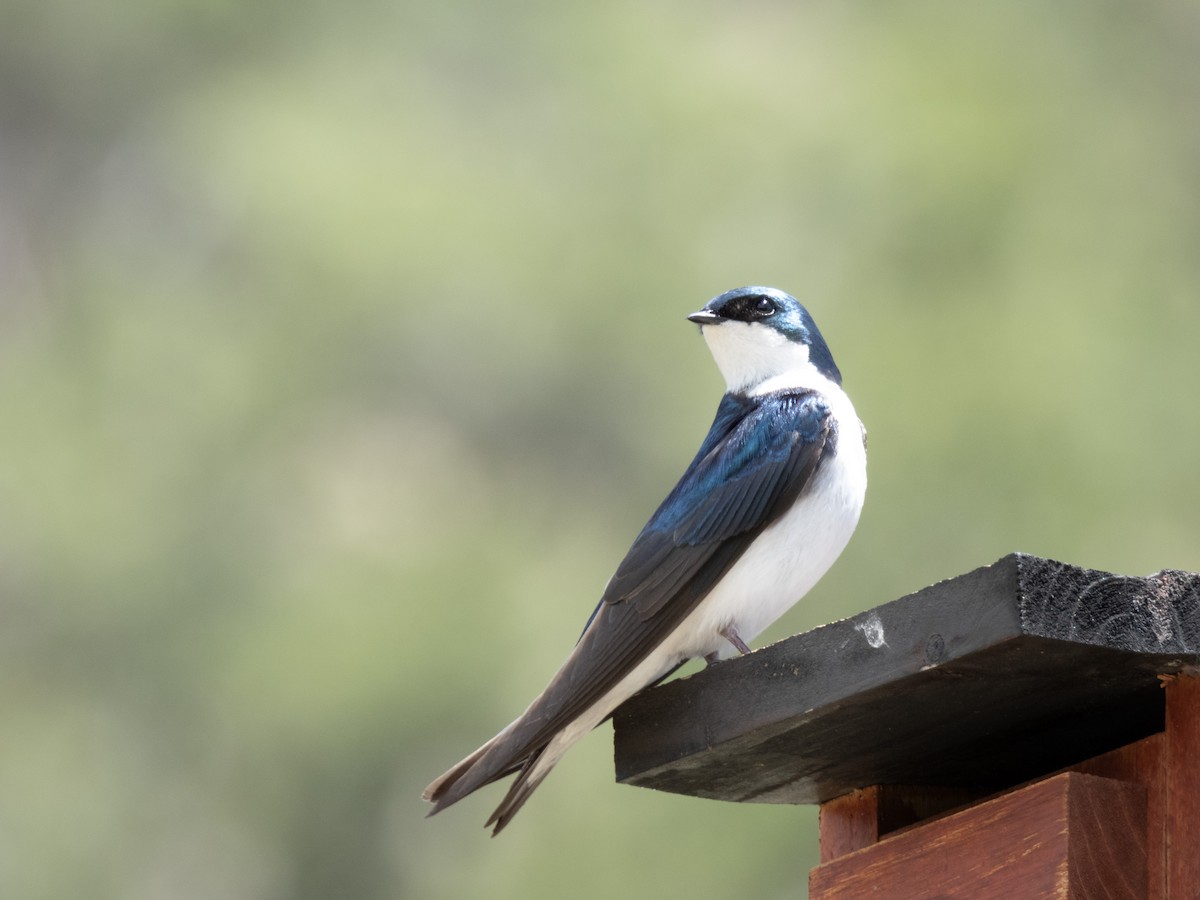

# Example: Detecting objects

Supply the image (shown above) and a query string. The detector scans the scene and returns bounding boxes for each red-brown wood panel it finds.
[1072,733,1165,899]
[809,773,1146,900]
[818,787,880,864]
[1165,673,1200,900]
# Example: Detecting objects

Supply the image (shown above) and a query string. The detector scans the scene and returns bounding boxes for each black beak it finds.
[687,309,721,325]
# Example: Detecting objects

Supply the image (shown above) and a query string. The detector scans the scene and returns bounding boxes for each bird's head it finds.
[688,286,842,395]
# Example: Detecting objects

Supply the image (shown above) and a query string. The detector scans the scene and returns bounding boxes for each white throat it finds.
[701,320,831,396]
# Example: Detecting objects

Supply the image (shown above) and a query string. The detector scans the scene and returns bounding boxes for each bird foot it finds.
[703,627,753,666]
[720,625,752,656]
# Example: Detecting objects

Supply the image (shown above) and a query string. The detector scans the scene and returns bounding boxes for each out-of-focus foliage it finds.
[2,1,1198,897]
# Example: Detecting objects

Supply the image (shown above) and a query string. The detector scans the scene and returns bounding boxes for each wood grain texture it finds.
[1067,774,1148,899]
[819,785,983,863]
[1072,734,1166,899]
[614,554,1200,804]
[1165,673,1200,899]
[818,787,879,864]
[809,773,1146,900]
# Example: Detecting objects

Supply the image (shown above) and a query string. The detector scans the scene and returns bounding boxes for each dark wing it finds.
[429,389,836,814]
[559,389,835,696]
[605,389,834,620]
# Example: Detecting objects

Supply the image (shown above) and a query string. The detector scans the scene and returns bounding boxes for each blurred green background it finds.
[3,1,1199,897]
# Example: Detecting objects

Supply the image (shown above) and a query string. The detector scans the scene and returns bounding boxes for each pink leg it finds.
[720,625,752,656]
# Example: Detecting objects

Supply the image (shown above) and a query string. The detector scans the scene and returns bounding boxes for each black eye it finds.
[718,293,780,323]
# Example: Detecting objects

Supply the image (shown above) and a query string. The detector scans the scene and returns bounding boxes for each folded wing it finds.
[425,389,835,825]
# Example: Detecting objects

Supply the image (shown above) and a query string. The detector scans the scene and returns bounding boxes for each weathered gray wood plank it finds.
[612,554,1200,804]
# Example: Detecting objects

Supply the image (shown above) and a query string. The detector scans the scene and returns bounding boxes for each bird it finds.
[423,286,867,835]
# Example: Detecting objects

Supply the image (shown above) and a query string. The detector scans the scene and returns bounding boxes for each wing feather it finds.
[431,389,836,807]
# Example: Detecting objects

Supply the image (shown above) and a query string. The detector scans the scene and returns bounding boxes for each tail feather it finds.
[484,750,556,836]
[422,744,491,811]
[423,721,523,814]
[423,631,681,831]
[423,710,590,831]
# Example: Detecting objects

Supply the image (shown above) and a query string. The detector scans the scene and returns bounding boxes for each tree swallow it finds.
[423,286,867,834]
